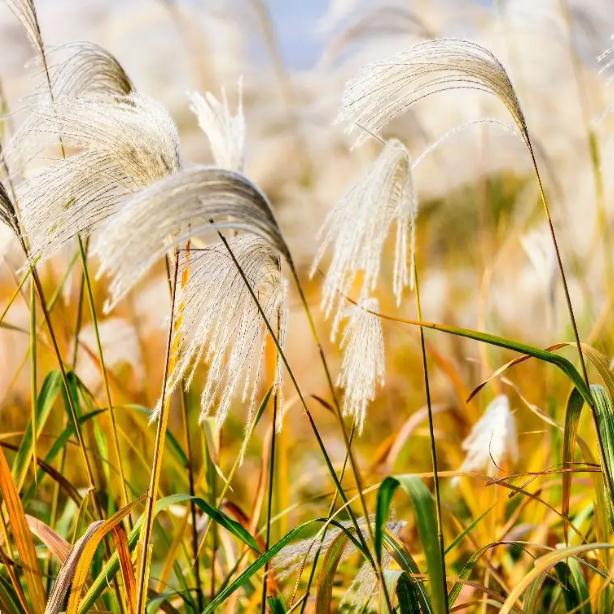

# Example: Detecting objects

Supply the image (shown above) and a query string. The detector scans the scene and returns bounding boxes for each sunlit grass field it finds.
[0,0,613,612]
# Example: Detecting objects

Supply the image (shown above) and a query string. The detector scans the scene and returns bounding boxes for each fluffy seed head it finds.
[92,167,289,312]
[156,235,286,428]
[188,78,245,171]
[312,139,417,336]
[9,92,180,262]
[336,298,385,433]
[460,394,519,477]
[338,38,529,148]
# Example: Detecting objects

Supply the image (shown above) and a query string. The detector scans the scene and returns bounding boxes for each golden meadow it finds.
[0,0,613,612]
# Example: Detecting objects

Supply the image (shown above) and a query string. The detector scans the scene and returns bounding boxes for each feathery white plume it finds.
[8,93,180,263]
[312,139,416,336]
[157,236,286,428]
[93,167,289,312]
[336,298,384,434]
[459,395,519,478]
[188,78,245,172]
[338,38,529,149]
[77,317,144,388]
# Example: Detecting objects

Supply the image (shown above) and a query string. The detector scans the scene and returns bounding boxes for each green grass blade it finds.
[590,385,614,523]
[376,476,446,614]
[79,493,262,612]
[12,370,63,491]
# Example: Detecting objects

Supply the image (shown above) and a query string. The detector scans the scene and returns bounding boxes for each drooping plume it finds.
[312,138,417,336]
[43,41,133,98]
[158,235,287,428]
[188,78,245,171]
[459,394,519,477]
[8,92,180,262]
[93,167,290,312]
[338,38,530,149]
[336,298,385,433]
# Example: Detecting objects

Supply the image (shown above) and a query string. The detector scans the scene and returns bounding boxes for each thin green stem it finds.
[29,278,37,481]
[287,265,395,613]
[135,251,180,614]
[414,261,448,613]
[261,392,279,612]
[77,235,130,515]
[297,423,355,613]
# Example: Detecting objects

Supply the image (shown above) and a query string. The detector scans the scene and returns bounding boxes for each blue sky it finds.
[267,0,329,69]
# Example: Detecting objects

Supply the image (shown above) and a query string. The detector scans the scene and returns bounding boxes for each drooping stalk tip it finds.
[312,138,417,339]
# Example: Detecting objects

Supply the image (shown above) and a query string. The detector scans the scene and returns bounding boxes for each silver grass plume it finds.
[158,235,287,427]
[92,167,290,313]
[336,298,384,434]
[273,517,404,610]
[8,92,180,262]
[338,38,530,149]
[43,41,133,98]
[311,138,416,337]
[188,78,245,171]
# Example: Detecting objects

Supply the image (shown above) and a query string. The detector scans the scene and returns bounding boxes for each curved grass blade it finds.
[375,476,445,614]
[78,493,262,613]
[499,543,614,614]
[315,526,350,612]
[64,499,142,614]
[0,446,46,614]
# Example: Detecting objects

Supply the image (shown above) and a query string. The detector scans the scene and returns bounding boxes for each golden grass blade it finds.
[499,543,614,614]
[112,524,137,614]
[0,446,46,614]
[44,520,103,614]
[63,498,142,614]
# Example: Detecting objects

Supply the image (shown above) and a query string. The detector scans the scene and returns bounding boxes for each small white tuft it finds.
[188,78,245,172]
[459,394,519,478]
